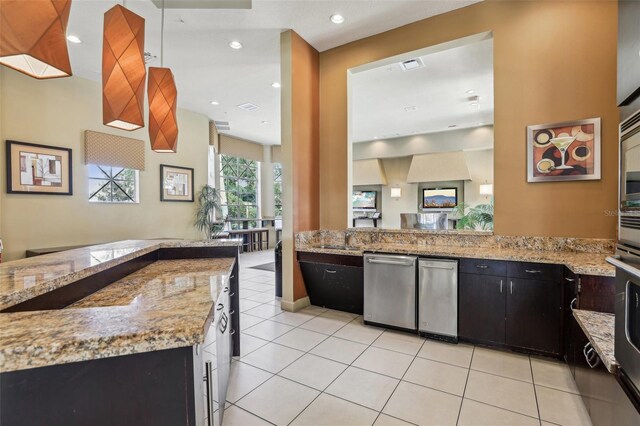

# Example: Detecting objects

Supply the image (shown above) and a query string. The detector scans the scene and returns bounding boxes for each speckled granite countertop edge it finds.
[573,309,618,374]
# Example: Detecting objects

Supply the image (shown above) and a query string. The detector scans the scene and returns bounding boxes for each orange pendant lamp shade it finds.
[0,0,72,79]
[102,5,146,131]
[148,67,178,152]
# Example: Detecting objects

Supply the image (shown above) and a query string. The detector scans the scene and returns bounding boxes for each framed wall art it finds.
[6,140,73,195]
[527,118,601,182]
[160,164,194,202]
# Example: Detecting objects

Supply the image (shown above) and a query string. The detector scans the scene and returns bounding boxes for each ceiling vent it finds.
[237,102,260,112]
[399,58,424,71]
[214,120,230,131]
[144,52,157,64]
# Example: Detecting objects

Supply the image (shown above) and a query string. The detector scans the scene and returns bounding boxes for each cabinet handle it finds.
[204,361,214,426]
[510,281,513,294]
[229,292,235,297]
[583,343,601,369]
[500,280,503,293]
[570,297,577,311]
[565,277,575,282]
[325,269,337,274]
[476,264,489,269]
[525,270,541,274]
[230,329,236,336]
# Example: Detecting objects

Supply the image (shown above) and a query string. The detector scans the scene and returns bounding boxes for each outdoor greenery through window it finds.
[219,155,259,227]
[274,163,282,217]
[88,165,139,203]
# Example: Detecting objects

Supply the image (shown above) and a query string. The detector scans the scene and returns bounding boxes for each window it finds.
[219,155,259,225]
[274,163,282,217]
[89,165,139,203]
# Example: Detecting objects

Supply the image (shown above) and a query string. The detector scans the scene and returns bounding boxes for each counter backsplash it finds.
[295,229,615,254]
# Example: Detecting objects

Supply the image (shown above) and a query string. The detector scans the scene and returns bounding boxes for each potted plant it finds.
[452,201,494,231]
[194,185,226,239]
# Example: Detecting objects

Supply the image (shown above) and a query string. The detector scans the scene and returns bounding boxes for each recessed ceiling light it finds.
[271,82,281,88]
[330,14,345,24]
[448,125,457,128]
[229,41,243,49]
[466,89,475,94]
[477,122,484,125]
[261,120,270,125]
[470,102,478,107]
[210,101,219,105]
[404,106,418,112]
[67,34,82,44]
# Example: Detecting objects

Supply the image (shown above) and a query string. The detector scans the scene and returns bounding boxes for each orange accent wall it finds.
[319,0,619,239]
[289,31,320,300]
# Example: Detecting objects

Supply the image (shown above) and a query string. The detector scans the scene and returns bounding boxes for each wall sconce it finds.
[479,183,493,196]
[390,187,402,198]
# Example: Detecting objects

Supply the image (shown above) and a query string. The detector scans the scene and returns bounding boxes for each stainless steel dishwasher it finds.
[364,254,417,330]
[418,259,458,341]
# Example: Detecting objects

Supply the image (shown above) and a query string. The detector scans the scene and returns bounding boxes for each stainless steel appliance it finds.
[418,259,458,341]
[619,109,640,247]
[400,213,448,230]
[364,254,417,330]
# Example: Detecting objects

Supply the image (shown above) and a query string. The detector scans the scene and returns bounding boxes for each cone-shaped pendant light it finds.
[0,0,72,79]
[148,1,178,152]
[102,4,146,131]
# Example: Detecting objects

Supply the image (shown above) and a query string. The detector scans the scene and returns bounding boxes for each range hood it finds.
[406,151,471,183]
[353,159,388,185]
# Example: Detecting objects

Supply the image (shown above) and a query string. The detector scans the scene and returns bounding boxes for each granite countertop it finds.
[0,239,241,311]
[573,309,618,373]
[296,243,615,277]
[0,257,235,373]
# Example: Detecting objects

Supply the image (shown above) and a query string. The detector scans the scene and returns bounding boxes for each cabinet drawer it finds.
[460,258,507,276]
[507,262,562,281]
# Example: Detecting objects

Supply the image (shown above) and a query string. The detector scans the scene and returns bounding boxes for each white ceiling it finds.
[65,0,480,145]
[350,36,494,143]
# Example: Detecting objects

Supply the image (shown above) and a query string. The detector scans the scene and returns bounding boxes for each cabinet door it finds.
[506,278,562,354]
[459,273,506,344]
[300,262,364,314]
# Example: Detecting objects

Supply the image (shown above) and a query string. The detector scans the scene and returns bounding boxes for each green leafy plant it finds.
[453,201,494,231]
[194,185,225,239]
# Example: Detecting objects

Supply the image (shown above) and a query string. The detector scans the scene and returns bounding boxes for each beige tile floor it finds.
[205,249,592,426]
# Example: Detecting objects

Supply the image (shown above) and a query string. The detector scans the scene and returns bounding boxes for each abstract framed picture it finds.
[160,164,194,202]
[6,140,73,195]
[527,118,601,183]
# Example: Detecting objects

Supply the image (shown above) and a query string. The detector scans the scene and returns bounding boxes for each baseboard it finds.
[281,296,310,312]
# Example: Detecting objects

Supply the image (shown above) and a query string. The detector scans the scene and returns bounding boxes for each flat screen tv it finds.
[422,188,457,209]
[353,190,377,210]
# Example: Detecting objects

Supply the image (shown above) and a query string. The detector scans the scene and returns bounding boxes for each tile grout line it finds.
[455,344,475,425]
[529,354,543,425]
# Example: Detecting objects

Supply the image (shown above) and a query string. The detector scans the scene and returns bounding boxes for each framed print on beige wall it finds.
[527,118,601,182]
[160,164,194,202]
[6,140,73,195]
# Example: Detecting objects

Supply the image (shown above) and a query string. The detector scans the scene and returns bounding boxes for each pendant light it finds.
[148,0,178,152]
[102,2,146,131]
[0,0,72,79]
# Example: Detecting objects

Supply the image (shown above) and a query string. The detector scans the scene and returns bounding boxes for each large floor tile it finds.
[457,399,540,426]
[298,305,328,316]
[213,405,272,426]
[271,311,315,327]
[310,336,368,364]
[334,319,385,345]
[464,370,538,418]
[531,356,579,394]
[243,303,283,319]
[353,346,414,379]
[236,376,319,426]
[291,393,378,426]
[471,347,533,382]
[373,414,414,426]
[372,330,425,356]
[240,313,265,331]
[245,291,276,303]
[246,283,274,293]
[226,361,273,402]
[403,357,469,396]
[244,320,294,341]
[383,381,462,426]
[536,385,592,426]
[326,366,399,411]
[300,315,349,335]
[417,339,474,368]
[279,353,347,391]
[240,342,304,373]
[238,333,269,356]
[239,289,263,299]
[319,309,359,322]
[274,328,328,352]
[240,299,263,312]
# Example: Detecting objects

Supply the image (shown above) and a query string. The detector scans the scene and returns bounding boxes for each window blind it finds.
[84,130,145,171]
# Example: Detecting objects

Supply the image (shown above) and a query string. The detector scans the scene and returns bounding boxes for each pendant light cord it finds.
[161,0,165,67]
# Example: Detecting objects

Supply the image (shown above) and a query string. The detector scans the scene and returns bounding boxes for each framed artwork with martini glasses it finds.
[527,117,601,182]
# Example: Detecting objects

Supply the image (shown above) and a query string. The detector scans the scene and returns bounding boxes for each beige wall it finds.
[320,0,619,238]
[0,69,210,260]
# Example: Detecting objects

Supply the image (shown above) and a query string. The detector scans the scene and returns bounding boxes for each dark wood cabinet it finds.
[459,273,506,345]
[506,278,562,354]
[299,260,364,314]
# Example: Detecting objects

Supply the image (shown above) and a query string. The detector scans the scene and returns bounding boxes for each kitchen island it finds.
[0,239,241,426]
